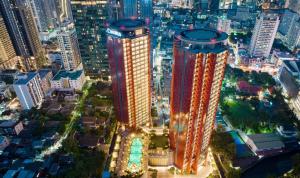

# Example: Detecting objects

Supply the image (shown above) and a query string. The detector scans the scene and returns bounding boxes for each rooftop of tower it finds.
[178,28,228,44]
[110,19,145,31]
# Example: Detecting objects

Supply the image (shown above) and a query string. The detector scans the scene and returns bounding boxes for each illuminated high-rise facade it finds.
[57,23,82,70]
[249,13,279,58]
[108,0,153,23]
[107,19,151,127]
[169,28,228,173]
[0,14,16,64]
[0,0,44,70]
[71,0,108,76]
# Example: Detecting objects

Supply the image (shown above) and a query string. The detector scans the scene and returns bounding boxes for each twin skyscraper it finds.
[106,18,229,173]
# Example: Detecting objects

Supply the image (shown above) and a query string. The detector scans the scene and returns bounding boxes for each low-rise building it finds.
[81,116,100,129]
[0,81,12,99]
[0,69,20,84]
[148,148,173,166]
[0,120,23,136]
[271,50,294,67]
[246,133,285,156]
[13,72,44,110]
[276,125,298,138]
[51,70,85,90]
[0,136,10,151]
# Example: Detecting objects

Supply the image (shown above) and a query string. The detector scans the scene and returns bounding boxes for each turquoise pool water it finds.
[229,131,253,158]
[127,138,143,172]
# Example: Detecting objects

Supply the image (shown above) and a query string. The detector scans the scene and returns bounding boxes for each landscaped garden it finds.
[220,66,299,134]
[58,81,116,177]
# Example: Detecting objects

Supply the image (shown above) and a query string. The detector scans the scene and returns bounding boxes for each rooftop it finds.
[14,72,38,85]
[0,136,6,143]
[110,19,145,31]
[283,60,300,74]
[0,120,18,127]
[38,69,51,79]
[248,133,284,150]
[178,28,228,44]
[52,70,83,81]
[0,69,19,74]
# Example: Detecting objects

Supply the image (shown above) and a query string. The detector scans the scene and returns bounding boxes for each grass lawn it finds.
[149,135,169,149]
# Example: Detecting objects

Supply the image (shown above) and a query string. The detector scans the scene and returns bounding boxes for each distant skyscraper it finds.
[107,19,151,127]
[199,0,209,10]
[71,0,108,76]
[42,0,59,28]
[122,0,137,18]
[139,0,153,22]
[13,72,44,110]
[0,0,44,70]
[57,23,82,70]
[278,10,300,51]
[170,28,228,173]
[249,13,279,58]
[30,0,48,32]
[0,14,16,65]
[286,0,300,15]
[58,0,73,22]
[109,0,153,22]
[278,10,298,36]
[0,0,30,57]
[15,0,44,69]
[285,19,300,51]
[209,0,219,10]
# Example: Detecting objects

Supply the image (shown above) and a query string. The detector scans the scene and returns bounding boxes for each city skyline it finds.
[0,0,300,178]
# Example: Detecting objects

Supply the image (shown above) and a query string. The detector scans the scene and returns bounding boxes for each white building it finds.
[13,72,44,110]
[57,23,82,71]
[38,69,53,96]
[249,13,280,58]
[51,70,86,90]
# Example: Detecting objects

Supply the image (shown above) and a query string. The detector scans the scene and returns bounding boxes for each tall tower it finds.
[107,19,151,128]
[122,0,138,18]
[169,28,228,173]
[16,0,43,56]
[30,0,48,32]
[0,14,16,64]
[139,0,153,22]
[57,23,82,70]
[0,0,44,70]
[249,13,279,58]
[0,0,30,57]
[71,0,108,76]
[108,0,153,22]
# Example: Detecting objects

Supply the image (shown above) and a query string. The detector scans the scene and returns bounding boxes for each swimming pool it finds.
[229,131,253,158]
[127,138,143,172]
